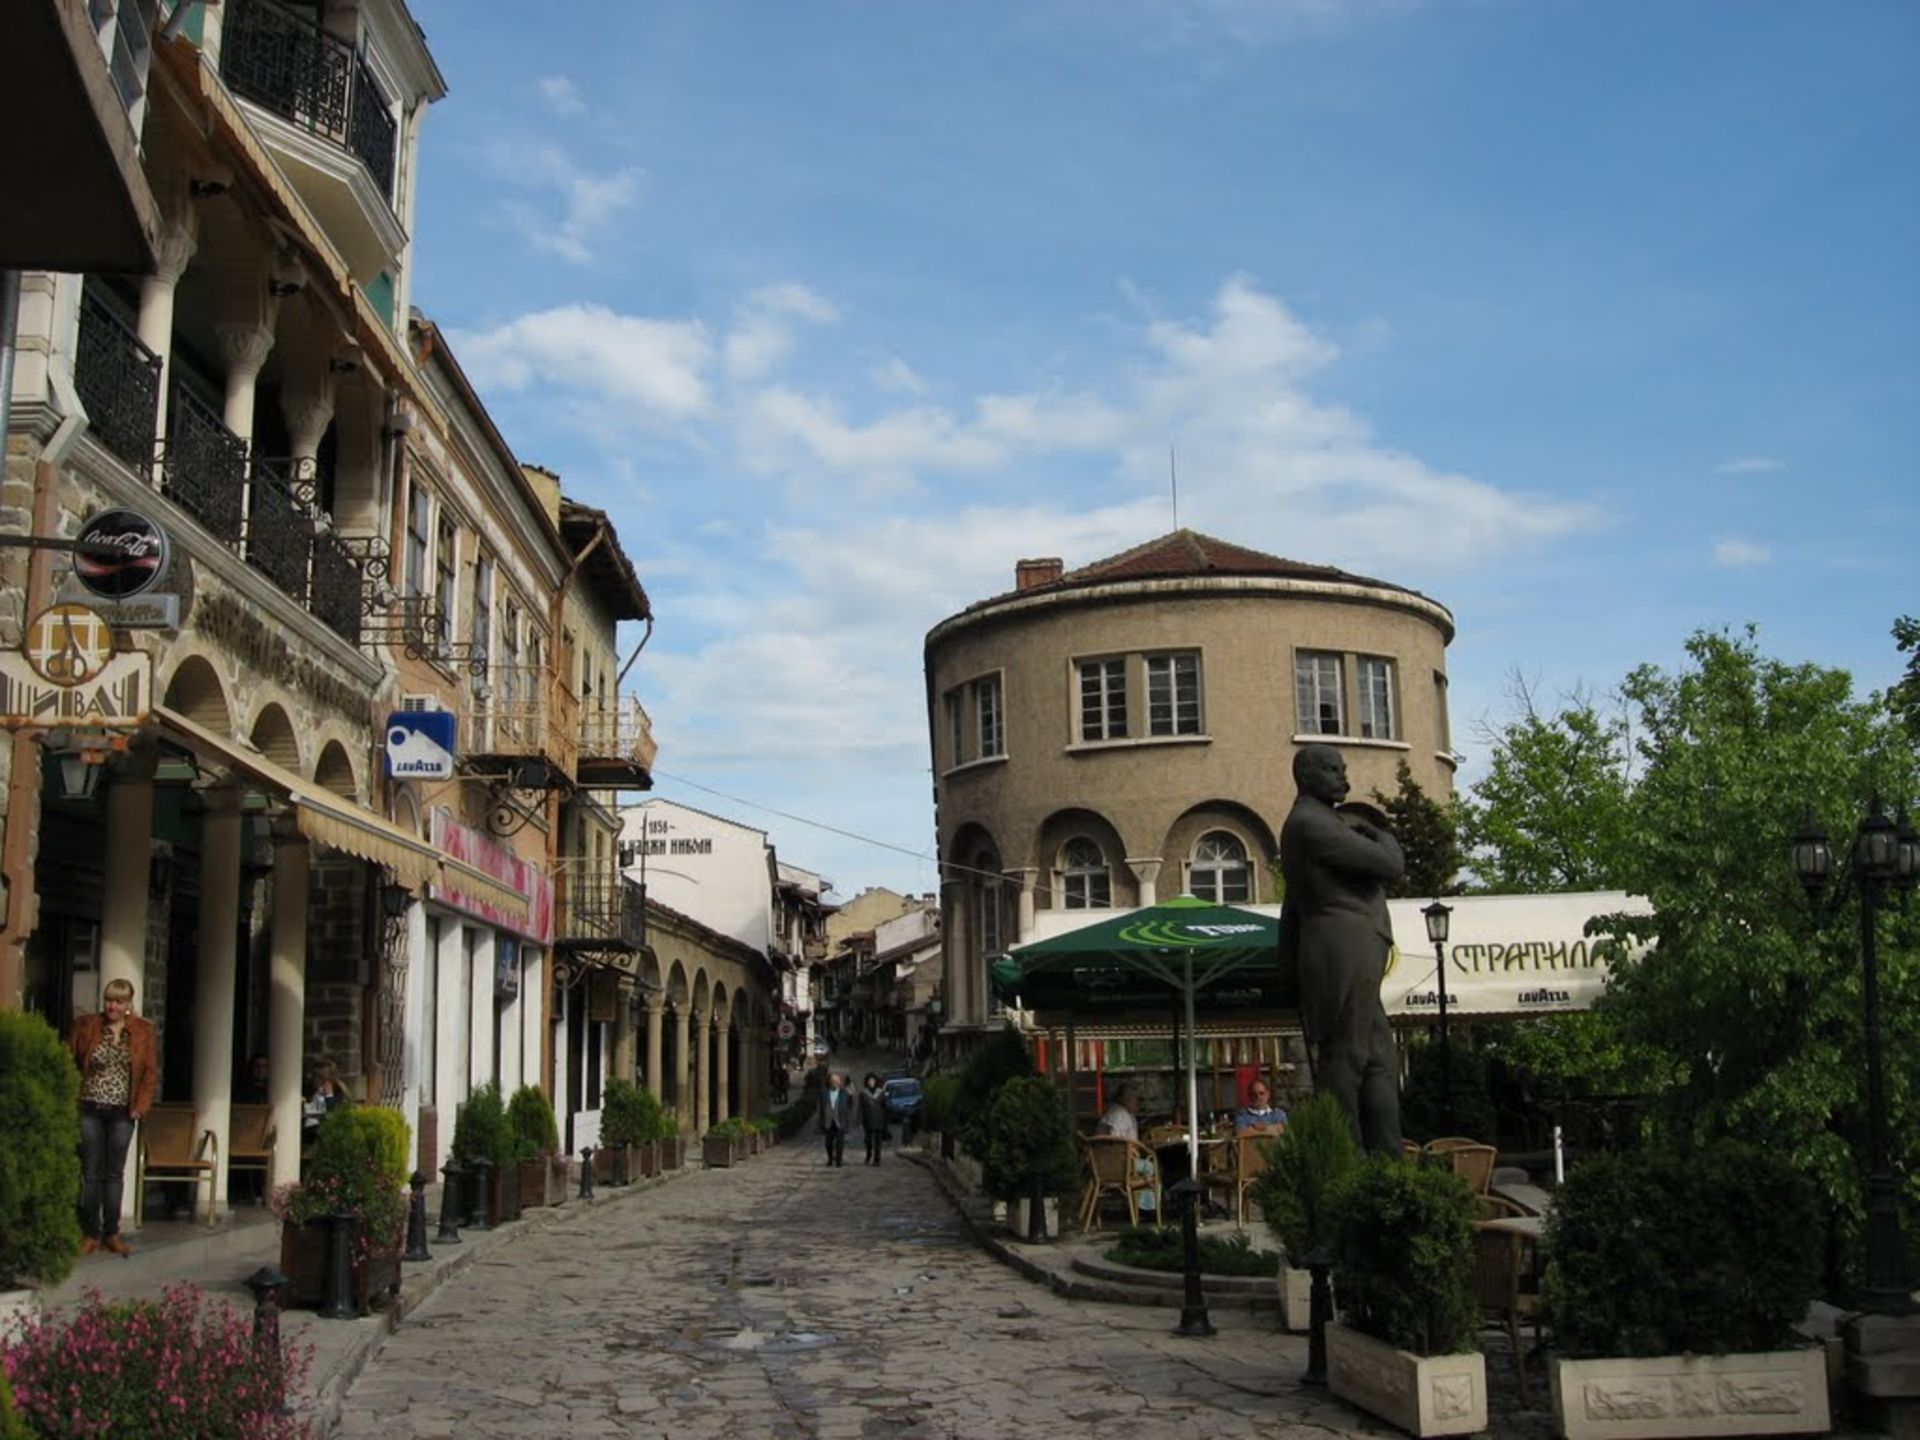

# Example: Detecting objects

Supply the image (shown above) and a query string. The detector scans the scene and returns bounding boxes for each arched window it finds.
[973,849,1005,1017]
[1190,830,1251,904]
[1061,837,1111,910]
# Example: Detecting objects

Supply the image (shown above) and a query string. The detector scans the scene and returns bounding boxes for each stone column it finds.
[191,784,246,1215]
[1125,857,1163,909]
[136,211,198,458]
[610,987,636,1084]
[1012,867,1039,942]
[214,319,275,443]
[281,376,335,465]
[694,1013,712,1136]
[98,755,155,1001]
[267,832,309,1190]
[714,1022,731,1124]
[643,997,663,1096]
[675,1005,694,1124]
[468,928,494,1091]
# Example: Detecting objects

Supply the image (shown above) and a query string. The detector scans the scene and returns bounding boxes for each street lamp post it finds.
[1791,797,1918,1314]
[1422,900,1454,1136]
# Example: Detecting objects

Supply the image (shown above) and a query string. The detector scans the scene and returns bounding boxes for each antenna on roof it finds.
[1170,448,1179,530]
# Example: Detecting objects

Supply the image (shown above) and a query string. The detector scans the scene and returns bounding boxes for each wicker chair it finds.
[1473,1215,1544,1385]
[1227,1132,1273,1225]
[1425,1138,1497,1195]
[1078,1134,1161,1231]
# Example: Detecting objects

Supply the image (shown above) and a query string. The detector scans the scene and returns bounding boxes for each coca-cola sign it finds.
[73,509,169,600]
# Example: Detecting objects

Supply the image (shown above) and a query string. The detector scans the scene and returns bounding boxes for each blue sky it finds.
[405,0,1919,898]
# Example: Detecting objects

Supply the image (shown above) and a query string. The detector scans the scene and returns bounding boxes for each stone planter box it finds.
[278,1220,402,1315]
[1277,1265,1314,1333]
[1327,1322,1487,1438]
[1551,1350,1830,1440]
[1009,1196,1061,1241]
[703,1135,735,1168]
[0,1287,39,1333]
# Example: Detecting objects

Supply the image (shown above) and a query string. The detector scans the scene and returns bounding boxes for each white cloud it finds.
[1712,537,1771,568]
[501,145,641,265]
[536,74,587,119]
[871,355,928,396]
[724,284,839,381]
[451,305,712,419]
[1714,456,1786,476]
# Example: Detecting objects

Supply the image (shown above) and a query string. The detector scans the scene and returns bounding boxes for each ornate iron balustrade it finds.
[221,0,396,200]
[243,457,317,603]
[579,696,659,770]
[158,384,247,544]
[309,525,363,644]
[555,864,644,949]
[73,288,161,475]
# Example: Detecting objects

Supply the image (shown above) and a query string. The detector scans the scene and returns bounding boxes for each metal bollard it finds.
[1171,1177,1215,1337]
[403,1170,432,1262]
[436,1159,464,1245]
[244,1266,291,1409]
[579,1146,596,1200]
[466,1157,494,1231]
[1301,1248,1334,1385]
[318,1213,357,1320]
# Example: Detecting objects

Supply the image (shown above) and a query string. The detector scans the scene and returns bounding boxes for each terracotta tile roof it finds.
[1058,529,1407,594]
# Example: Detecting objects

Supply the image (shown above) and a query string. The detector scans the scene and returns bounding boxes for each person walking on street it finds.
[70,978,157,1256]
[818,1070,851,1167]
[858,1071,889,1166]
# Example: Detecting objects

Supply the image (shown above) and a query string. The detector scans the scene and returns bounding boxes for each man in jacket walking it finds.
[818,1070,851,1167]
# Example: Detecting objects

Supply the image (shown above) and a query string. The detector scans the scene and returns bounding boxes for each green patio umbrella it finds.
[989,895,1282,1176]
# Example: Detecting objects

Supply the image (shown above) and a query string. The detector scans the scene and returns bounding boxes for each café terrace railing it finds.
[73,290,370,646]
[220,0,397,199]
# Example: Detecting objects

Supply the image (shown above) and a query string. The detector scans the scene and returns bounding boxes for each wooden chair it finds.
[1228,1132,1273,1225]
[1425,1138,1497,1195]
[227,1103,277,1201]
[1473,1218,1544,1386]
[1078,1135,1161,1231]
[134,1102,218,1227]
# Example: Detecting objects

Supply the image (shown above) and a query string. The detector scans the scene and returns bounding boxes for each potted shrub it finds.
[1,1282,310,1437]
[601,1078,659,1184]
[1545,1140,1829,1440]
[984,1075,1078,1243]
[658,1112,684,1170]
[1250,1092,1360,1332]
[1325,1153,1486,1437]
[921,1073,961,1161]
[272,1106,408,1313]
[507,1085,561,1208]
[0,1012,81,1324]
[452,1083,520,1223]
[703,1117,746,1168]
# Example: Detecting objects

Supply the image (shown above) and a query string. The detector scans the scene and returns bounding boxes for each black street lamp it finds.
[1422,900,1454,1136]
[1791,797,1918,1314]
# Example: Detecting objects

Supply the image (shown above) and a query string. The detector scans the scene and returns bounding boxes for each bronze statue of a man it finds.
[1279,743,1405,1155]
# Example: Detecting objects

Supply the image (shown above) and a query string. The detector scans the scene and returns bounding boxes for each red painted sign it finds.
[429,807,554,945]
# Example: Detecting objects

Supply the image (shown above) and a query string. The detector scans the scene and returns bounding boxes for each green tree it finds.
[1455,679,1635,893]
[1373,760,1463,898]
[1892,615,1920,741]
[1596,628,1919,1289]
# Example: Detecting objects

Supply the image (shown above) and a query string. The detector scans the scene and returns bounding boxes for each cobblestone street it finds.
[334,1136,1391,1440]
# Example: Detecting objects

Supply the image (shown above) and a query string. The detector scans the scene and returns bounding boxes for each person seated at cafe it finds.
[1233,1078,1288,1136]
[1098,1082,1142,1142]
[302,1059,349,1143]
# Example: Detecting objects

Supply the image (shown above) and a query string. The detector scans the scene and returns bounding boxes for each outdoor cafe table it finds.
[1152,1134,1228,1192]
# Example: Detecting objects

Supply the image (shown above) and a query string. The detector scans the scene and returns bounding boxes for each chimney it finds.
[1016,557,1064,591]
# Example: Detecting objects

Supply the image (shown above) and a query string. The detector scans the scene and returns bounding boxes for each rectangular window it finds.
[434,515,457,634]
[1146,651,1202,736]
[976,675,1004,758]
[471,557,493,694]
[404,484,431,598]
[945,690,964,766]
[1295,651,1344,735]
[1358,656,1396,740]
[1435,671,1451,753]
[1078,657,1128,741]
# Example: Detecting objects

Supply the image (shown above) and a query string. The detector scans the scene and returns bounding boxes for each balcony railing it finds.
[555,864,644,951]
[159,384,247,544]
[472,664,548,755]
[579,697,659,772]
[74,291,162,475]
[221,0,396,199]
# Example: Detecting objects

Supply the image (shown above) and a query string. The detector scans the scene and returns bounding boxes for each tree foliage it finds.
[1373,761,1463,898]
[1455,680,1635,893]
[1893,615,1920,742]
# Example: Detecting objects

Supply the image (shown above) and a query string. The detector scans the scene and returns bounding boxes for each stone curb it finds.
[310,1158,704,1438]
[905,1150,1277,1318]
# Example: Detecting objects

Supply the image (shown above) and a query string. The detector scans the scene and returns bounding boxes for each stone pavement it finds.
[334,1132,1398,1440]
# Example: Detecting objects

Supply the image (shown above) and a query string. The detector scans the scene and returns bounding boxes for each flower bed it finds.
[1102,1225,1281,1277]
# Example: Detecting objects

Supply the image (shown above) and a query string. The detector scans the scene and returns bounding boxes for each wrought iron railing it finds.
[221,0,396,200]
[474,664,547,753]
[556,864,644,949]
[73,289,161,475]
[243,458,316,602]
[579,696,659,771]
[310,526,363,644]
[158,384,247,544]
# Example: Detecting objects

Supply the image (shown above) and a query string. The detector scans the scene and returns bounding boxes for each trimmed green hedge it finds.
[1249,1092,1359,1263]
[1330,1154,1479,1356]
[507,1085,561,1157]
[1105,1225,1280,1277]
[0,1010,81,1288]
[1546,1140,1820,1358]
